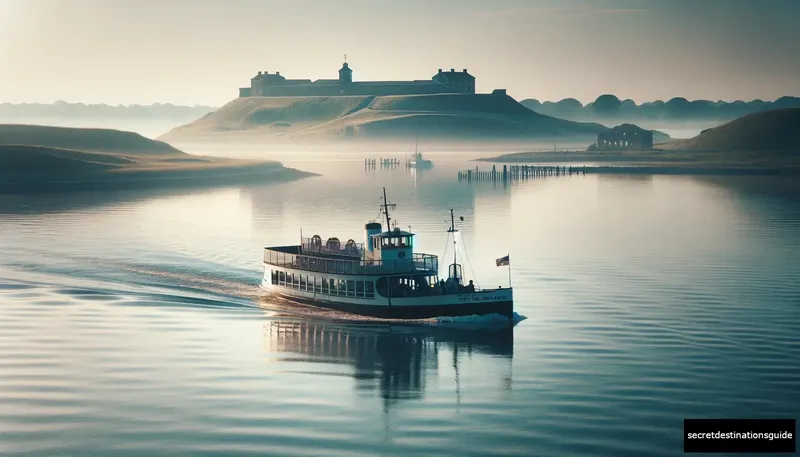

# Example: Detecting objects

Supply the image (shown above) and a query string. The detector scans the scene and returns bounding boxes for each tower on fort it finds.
[338,55,352,84]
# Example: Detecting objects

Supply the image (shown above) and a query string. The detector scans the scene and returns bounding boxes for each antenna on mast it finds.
[447,210,466,281]
[448,209,460,277]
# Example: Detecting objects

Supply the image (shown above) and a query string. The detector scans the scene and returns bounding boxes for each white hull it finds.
[261,266,513,319]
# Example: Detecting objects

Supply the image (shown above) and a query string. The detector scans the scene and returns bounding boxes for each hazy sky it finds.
[1,0,798,106]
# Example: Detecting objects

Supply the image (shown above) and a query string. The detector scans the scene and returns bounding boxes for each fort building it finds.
[591,124,654,150]
[239,58,476,98]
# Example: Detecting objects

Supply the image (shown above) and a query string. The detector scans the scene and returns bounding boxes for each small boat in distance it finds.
[405,135,433,169]
[261,188,513,320]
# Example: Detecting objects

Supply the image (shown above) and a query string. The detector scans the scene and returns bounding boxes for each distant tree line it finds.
[521,95,800,122]
[0,101,217,119]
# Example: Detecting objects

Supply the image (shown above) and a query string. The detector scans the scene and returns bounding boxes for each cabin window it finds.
[291,273,298,289]
[278,271,286,286]
[356,281,365,297]
[322,278,329,294]
[346,280,355,297]
[337,279,346,296]
[300,275,307,291]
[271,269,278,285]
[374,275,440,298]
[314,276,321,293]
[365,281,375,298]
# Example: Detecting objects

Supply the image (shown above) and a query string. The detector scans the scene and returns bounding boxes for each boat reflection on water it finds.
[265,320,513,406]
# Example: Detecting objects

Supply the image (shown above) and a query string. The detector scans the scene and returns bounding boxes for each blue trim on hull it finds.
[272,293,513,320]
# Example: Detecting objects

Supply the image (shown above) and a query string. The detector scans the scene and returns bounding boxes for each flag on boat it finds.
[496,255,510,266]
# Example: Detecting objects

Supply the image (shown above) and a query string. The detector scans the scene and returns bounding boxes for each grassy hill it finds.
[0,145,124,182]
[158,93,607,144]
[0,124,313,192]
[478,109,800,173]
[661,108,800,151]
[0,124,181,154]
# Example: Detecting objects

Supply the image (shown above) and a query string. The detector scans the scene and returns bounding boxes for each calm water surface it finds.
[1,158,799,456]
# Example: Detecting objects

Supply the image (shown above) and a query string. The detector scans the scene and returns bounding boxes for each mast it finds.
[414,122,420,160]
[448,209,457,269]
[381,187,396,229]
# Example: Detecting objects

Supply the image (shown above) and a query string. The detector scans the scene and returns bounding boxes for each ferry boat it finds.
[261,189,513,320]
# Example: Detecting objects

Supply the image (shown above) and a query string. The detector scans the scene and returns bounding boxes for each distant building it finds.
[593,124,654,150]
[239,58,476,98]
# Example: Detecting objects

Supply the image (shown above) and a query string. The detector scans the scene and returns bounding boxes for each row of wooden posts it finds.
[458,165,589,182]
[365,158,400,168]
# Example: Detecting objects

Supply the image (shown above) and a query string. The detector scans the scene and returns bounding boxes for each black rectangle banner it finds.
[685,419,795,453]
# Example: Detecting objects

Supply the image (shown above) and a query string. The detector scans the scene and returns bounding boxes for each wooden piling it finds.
[456,164,590,183]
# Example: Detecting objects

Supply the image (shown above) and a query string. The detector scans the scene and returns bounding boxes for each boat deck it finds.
[264,246,438,276]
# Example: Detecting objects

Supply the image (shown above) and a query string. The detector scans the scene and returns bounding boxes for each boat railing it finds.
[264,248,438,275]
[301,236,364,258]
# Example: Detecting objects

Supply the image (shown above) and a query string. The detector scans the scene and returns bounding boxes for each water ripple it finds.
[1,173,799,456]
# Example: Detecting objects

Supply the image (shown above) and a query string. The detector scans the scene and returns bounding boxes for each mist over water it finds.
[1,151,798,456]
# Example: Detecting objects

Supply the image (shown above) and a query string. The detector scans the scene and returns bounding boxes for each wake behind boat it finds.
[261,188,513,320]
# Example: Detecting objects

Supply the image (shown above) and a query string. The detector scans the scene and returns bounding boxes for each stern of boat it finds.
[458,287,513,318]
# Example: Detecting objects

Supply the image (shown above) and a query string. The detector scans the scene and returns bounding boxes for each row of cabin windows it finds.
[373,236,413,250]
[270,270,375,299]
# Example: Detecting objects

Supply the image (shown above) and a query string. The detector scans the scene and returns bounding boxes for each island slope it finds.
[475,109,800,173]
[659,108,800,151]
[158,93,608,146]
[0,124,314,192]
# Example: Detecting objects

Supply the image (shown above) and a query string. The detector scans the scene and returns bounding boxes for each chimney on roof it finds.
[463,69,467,73]
[276,71,280,76]
[450,68,455,72]
[438,69,442,73]
[258,71,262,75]
[264,71,268,75]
